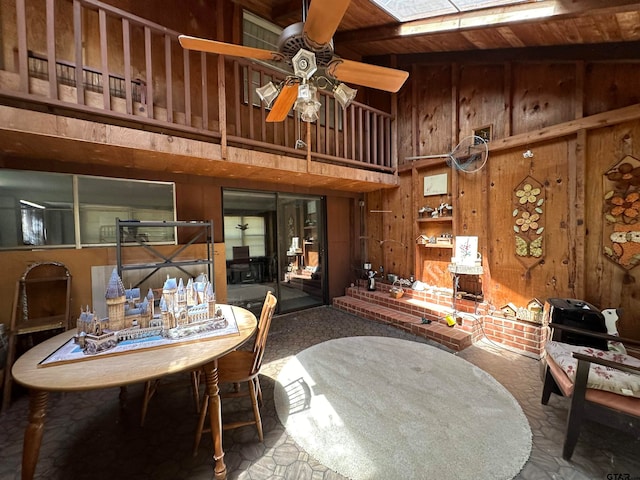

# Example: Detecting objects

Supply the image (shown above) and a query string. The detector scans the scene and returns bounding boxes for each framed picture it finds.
[455,236,479,266]
[423,173,448,196]
[473,124,492,144]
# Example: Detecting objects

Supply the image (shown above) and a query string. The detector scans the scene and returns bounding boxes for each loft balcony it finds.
[0,0,399,192]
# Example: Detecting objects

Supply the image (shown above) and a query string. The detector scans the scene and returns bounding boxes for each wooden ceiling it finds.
[238,0,640,60]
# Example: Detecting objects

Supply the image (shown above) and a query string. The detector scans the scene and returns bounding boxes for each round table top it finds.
[12,305,257,392]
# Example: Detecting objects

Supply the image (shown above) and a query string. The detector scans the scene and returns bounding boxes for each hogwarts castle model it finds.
[75,268,226,355]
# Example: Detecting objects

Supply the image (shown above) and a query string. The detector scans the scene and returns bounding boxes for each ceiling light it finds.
[292,49,317,80]
[20,199,46,209]
[294,83,321,122]
[256,81,279,108]
[334,83,357,109]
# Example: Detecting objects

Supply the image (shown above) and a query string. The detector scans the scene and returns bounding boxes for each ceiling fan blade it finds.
[178,35,282,62]
[266,83,299,123]
[303,0,351,47]
[327,59,409,93]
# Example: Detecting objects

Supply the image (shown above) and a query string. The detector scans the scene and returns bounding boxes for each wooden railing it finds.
[0,0,396,173]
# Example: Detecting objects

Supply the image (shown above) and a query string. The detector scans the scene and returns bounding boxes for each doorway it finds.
[222,189,325,315]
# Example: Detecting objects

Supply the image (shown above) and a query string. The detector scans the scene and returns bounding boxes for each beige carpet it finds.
[274,336,532,480]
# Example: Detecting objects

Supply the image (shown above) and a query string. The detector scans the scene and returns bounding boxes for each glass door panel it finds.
[223,190,277,316]
[223,189,325,315]
[277,194,324,313]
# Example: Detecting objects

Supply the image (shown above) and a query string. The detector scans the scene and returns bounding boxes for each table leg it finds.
[22,390,48,480]
[203,360,226,479]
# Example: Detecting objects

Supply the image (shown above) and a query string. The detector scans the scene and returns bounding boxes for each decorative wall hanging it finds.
[513,176,545,273]
[423,173,448,196]
[603,155,640,281]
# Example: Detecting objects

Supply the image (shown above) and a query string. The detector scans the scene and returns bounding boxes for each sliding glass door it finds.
[277,194,325,313]
[223,189,325,315]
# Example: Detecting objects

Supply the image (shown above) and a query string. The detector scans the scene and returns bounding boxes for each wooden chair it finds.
[541,322,640,460]
[2,262,71,412]
[193,291,277,455]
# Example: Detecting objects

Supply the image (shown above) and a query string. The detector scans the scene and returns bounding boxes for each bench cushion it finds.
[545,341,640,398]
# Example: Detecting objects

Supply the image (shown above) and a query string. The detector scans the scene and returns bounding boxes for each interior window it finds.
[0,169,175,249]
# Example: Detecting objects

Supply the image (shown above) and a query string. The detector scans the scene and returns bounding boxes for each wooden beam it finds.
[489,103,640,153]
[336,0,640,45]
[400,103,640,170]
[568,129,587,297]
[373,41,640,67]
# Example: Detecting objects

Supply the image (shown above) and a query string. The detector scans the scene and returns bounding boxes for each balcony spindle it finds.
[145,26,154,118]
[122,19,132,115]
[99,9,110,110]
[200,52,208,130]
[165,34,173,123]
[183,48,192,127]
[73,1,84,104]
[45,0,57,100]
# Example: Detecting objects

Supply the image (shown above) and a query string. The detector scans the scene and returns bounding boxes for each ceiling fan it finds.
[178,0,409,123]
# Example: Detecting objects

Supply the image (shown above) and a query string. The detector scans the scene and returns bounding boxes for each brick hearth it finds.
[332,282,546,356]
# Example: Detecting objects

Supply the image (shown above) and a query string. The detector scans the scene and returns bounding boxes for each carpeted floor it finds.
[1,306,638,479]
[274,336,532,480]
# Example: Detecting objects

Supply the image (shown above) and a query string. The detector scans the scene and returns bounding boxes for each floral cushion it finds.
[545,341,640,398]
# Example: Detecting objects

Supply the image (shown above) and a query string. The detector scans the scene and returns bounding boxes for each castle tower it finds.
[146,288,155,318]
[186,278,196,307]
[206,282,216,318]
[162,276,177,317]
[138,297,150,328]
[177,278,186,310]
[105,268,126,331]
[159,295,169,329]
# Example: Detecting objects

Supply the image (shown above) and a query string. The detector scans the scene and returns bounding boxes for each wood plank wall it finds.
[366,58,640,338]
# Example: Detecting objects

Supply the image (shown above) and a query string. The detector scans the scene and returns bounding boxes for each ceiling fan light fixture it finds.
[292,48,318,80]
[334,83,357,109]
[256,81,279,108]
[294,83,321,122]
[299,101,321,122]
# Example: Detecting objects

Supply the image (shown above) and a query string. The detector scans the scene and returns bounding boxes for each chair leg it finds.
[191,370,201,414]
[1,333,17,413]
[541,366,555,405]
[193,393,210,457]
[248,379,263,442]
[140,379,160,427]
[562,359,590,460]
[254,377,263,408]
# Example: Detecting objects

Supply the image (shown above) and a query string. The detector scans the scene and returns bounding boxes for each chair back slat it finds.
[251,291,277,375]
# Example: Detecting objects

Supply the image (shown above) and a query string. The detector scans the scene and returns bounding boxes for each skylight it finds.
[371,0,536,23]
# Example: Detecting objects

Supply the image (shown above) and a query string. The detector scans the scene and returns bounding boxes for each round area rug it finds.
[274,336,532,480]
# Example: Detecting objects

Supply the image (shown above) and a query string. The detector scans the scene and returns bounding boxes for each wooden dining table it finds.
[11,304,257,480]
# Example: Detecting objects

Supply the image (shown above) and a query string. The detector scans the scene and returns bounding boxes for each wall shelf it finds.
[422,243,453,249]
[417,217,453,223]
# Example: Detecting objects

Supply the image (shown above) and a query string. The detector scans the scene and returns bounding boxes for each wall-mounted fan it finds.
[178,0,409,123]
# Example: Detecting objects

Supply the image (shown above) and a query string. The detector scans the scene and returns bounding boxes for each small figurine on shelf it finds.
[419,206,435,218]
[367,269,377,291]
[438,202,453,217]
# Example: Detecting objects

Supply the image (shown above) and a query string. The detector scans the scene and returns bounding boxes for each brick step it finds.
[332,295,473,351]
[344,285,455,323]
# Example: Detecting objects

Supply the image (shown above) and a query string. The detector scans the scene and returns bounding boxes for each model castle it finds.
[75,268,226,354]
